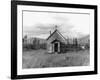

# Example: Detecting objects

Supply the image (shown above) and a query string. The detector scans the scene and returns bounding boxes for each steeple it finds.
[55,25,58,30]
[50,31,51,35]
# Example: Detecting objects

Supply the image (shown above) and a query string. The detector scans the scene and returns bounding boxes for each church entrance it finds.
[51,39,60,53]
[54,43,58,52]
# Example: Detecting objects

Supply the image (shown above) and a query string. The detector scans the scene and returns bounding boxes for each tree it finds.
[85,40,90,49]
[22,35,28,50]
[74,38,78,46]
[23,35,27,43]
[67,38,70,45]
[33,38,40,49]
[73,38,78,48]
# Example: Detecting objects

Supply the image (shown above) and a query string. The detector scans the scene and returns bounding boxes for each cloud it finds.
[23,23,55,37]
[53,15,69,23]
[23,18,75,38]
[36,23,54,30]
[23,11,89,38]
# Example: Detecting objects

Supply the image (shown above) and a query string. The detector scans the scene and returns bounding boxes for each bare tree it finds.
[33,38,40,49]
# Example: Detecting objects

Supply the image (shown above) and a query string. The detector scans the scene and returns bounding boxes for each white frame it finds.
[17,5,95,75]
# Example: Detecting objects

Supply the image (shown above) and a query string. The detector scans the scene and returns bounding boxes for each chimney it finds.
[50,31,51,35]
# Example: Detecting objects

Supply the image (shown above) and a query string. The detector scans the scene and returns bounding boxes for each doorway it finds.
[54,43,58,52]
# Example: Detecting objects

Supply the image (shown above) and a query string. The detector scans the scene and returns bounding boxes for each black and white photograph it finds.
[11,1,97,79]
[22,11,90,69]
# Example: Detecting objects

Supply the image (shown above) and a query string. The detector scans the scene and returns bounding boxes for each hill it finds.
[78,35,90,45]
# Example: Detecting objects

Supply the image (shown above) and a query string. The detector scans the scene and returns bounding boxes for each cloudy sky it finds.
[23,11,90,39]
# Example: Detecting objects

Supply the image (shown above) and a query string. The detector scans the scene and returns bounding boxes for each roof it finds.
[51,39,61,43]
[47,29,67,43]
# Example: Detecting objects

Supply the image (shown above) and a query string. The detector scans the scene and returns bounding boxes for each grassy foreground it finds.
[22,50,89,69]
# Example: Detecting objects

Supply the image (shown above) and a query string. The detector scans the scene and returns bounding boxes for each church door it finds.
[54,42,59,52]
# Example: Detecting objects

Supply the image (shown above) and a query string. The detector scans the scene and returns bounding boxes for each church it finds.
[23,25,80,53]
[46,26,68,53]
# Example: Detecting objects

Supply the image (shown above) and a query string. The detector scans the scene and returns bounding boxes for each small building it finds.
[46,28,68,53]
[23,26,81,52]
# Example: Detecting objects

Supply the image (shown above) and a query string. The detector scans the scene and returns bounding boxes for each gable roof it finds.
[51,39,61,43]
[47,29,67,43]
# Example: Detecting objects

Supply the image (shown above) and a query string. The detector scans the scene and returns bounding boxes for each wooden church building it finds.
[46,26,68,53]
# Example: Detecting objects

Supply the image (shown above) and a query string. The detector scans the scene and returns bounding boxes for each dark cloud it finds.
[23,15,78,38]
[36,23,54,30]
[23,23,54,36]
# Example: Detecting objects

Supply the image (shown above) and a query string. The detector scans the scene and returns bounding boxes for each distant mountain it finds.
[78,35,90,45]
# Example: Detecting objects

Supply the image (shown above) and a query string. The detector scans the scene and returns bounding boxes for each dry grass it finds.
[22,49,89,69]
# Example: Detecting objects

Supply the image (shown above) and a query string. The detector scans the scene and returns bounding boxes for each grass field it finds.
[22,49,90,69]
